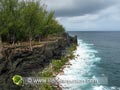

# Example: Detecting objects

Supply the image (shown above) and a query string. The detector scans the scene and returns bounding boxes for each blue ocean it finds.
[57,31,120,90]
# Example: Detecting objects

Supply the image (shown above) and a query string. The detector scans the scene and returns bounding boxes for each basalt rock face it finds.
[0,33,77,90]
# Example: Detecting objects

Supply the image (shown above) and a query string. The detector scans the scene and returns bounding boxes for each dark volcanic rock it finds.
[0,33,77,90]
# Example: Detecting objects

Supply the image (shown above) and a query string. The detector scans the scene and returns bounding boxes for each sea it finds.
[56,31,120,90]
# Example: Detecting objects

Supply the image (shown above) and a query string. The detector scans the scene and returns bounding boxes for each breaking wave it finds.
[56,39,120,90]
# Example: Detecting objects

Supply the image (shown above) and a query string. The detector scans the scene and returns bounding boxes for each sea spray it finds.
[56,39,118,90]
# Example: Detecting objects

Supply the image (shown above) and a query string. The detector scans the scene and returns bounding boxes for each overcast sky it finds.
[42,0,120,31]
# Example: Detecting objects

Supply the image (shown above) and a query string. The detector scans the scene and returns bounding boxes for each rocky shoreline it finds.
[0,33,77,90]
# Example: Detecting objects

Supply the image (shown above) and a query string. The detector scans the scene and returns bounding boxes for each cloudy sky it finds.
[42,0,120,31]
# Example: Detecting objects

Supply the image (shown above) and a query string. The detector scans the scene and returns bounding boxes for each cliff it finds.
[0,33,77,90]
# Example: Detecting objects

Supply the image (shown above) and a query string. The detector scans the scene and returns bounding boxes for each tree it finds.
[23,1,41,50]
[0,0,65,48]
[42,11,55,37]
[0,0,23,44]
[33,5,46,42]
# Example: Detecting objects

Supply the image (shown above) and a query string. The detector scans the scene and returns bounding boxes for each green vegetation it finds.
[0,0,64,50]
[69,43,77,52]
[52,57,67,72]
[52,60,62,72]
[38,44,77,89]
[39,83,55,90]
[41,69,53,77]
[40,44,77,77]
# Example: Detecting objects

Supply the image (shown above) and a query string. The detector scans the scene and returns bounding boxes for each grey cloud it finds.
[42,0,118,17]
[56,5,120,31]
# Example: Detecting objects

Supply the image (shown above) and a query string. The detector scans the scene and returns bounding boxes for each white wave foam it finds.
[93,85,120,90]
[56,39,120,90]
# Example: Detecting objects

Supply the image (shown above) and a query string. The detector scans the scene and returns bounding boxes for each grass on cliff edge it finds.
[40,43,77,76]
[38,43,77,90]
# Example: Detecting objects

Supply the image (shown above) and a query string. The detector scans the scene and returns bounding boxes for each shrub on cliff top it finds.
[0,0,65,50]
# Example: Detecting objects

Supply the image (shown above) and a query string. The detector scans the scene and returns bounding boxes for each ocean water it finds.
[57,31,120,90]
